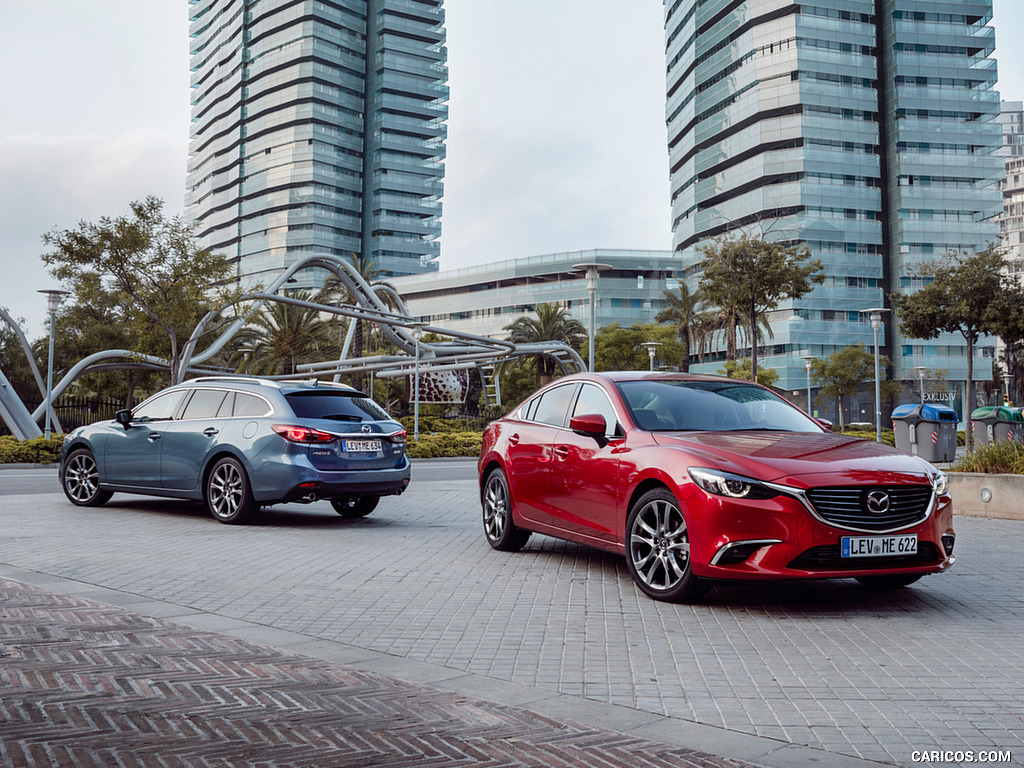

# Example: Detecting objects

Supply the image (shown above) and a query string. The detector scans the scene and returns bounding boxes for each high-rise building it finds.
[663,0,1003,406]
[996,100,1024,381]
[185,0,448,287]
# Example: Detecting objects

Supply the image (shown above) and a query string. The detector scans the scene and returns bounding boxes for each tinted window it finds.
[285,392,390,422]
[617,380,821,432]
[216,391,235,418]
[181,389,228,420]
[133,391,186,423]
[532,384,577,427]
[572,384,620,436]
[234,393,272,417]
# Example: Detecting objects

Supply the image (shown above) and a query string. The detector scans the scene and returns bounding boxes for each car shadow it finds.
[512,537,946,614]
[92,498,384,529]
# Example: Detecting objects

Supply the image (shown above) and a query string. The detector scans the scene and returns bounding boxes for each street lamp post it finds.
[640,341,662,371]
[572,262,612,372]
[914,366,928,404]
[859,308,890,443]
[410,322,426,442]
[38,289,69,440]
[800,356,814,416]
[1002,371,1012,405]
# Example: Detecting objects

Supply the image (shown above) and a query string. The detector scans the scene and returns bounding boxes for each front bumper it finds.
[684,484,955,581]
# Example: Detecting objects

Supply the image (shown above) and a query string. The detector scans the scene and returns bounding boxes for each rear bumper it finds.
[251,456,412,504]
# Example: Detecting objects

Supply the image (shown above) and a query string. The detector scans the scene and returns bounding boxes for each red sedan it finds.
[478,372,955,602]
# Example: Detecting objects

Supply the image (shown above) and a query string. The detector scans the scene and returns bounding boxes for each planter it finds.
[948,472,1024,520]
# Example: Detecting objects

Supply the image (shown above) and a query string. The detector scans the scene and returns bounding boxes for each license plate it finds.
[342,439,382,453]
[841,534,917,558]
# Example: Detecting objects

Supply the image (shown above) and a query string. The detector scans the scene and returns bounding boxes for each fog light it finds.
[941,533,956,556]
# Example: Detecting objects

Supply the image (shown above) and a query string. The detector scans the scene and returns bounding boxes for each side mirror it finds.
[570,413,607,437]
[114,409,133,429]
[815,417,833,431]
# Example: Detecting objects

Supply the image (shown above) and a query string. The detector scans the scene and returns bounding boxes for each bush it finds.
[0,435,64,464]
[405,431,482,459]
[951,442,1024,475]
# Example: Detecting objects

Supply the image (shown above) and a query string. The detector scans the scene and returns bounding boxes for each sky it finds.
[1,0,1022,340]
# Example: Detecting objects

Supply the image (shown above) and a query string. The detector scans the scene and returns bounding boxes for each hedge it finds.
[0,435,64,465]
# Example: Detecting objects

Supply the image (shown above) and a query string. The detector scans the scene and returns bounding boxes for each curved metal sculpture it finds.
[1,254,586,438]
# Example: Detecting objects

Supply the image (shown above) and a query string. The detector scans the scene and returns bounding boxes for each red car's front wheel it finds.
[626,488,708,602]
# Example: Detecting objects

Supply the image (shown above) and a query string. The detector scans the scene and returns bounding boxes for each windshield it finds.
[616,379,822,433]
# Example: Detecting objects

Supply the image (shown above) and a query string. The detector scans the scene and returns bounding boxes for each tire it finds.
[331,496,380,518]
[206,457,257,524]
[625,488,708,602]
[60,448,112,507]
[855,574,923,590]
[482,467,531,552]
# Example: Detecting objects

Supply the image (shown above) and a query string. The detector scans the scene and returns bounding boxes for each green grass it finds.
[951,441,1024,475]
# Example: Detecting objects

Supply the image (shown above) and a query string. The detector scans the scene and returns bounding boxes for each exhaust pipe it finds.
[300,492,318,503]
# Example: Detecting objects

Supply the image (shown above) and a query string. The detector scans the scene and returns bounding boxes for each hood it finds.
[653,430,936,485]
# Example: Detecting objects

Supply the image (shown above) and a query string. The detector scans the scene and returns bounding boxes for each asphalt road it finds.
[0,457,478,497]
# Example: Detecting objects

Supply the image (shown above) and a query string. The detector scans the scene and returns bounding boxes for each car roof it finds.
[181,377,362,395]
[568,371,751,386]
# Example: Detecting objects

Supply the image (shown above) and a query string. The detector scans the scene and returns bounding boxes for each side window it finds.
[216,391,235,418]
[233,393,272,417]
[532,384,577,427]
[520,397,539,421]
[132,391,187,423]
[572,384,621,436]
[180,389,228,420]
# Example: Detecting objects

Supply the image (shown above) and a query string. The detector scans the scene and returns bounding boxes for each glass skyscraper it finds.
[186,0,448,286]
[663,0,1003,398]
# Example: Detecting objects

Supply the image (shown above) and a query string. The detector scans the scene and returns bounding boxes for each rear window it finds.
[285,392,391,422]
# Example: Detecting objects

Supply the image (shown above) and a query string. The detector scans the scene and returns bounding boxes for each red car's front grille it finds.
[788,541,942,571]
[805,485,933,532]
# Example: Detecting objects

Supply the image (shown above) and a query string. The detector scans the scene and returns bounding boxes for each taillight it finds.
[272,424,336,444]
[390,429,407,445]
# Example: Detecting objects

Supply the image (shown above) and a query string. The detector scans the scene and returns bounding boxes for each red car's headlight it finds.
[688,468,779,500]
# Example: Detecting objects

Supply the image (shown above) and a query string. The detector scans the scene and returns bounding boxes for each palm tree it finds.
[504,303,587,386]
[315,253,398,390]
[231,292,336,376]
[655,283,703,371]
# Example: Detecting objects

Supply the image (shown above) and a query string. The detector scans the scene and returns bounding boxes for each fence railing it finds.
[4,395,123,437]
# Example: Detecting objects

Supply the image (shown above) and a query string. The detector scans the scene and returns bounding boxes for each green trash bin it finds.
[970,406,1024,446]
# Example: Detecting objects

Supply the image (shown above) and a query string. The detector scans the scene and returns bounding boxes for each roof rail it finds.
[184,376,285,388]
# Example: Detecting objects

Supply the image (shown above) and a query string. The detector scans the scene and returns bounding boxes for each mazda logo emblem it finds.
[865,490,891,515]
[361,424,373,434]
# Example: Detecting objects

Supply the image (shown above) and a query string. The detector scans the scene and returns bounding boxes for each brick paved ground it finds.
[1,464,1023,767]
[0,577,762,768]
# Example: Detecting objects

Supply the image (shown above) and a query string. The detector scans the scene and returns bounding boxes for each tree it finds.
[717,358,780,389]
[811,344,896,431]
[594,323,685,372]
[41,197,244,384]
[890,246,1011,450]
[504,303,587,386]
[231,292,336,376]
[655,283,703,371]
[699,233,824,379]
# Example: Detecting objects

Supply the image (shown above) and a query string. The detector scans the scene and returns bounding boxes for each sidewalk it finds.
[1,576,775,768]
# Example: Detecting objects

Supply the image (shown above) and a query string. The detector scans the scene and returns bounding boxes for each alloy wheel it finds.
[629,497,691,591]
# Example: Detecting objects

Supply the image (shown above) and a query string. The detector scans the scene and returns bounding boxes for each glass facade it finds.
[185,0,448,288]
[663,0,1002,392]
[390,249,679,339]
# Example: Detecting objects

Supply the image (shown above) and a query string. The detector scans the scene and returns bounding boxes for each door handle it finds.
[147,433,162,442]
[508,433,520,446]
[203,427,219,437]
[553,445,569,458]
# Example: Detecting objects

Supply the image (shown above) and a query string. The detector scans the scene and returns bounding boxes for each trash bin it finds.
[970,406,1024,446]
[892,403,960,462]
